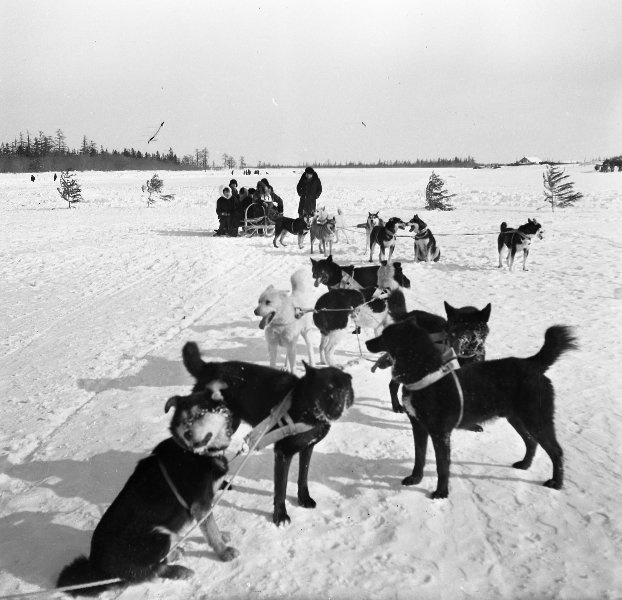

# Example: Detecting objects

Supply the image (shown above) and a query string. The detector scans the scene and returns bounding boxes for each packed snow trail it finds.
[1,167,621,599]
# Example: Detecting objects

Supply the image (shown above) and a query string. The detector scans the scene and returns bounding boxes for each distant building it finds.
[516,156,542,165]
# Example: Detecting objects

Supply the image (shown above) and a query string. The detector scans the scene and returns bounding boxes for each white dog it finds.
[254,269,316,372]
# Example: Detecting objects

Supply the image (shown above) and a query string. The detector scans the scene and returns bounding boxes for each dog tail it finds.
[290,268,309,293]
[528,325,577,372]
[57,556,122,596]
[500,221,509,232]
[387,288,408,321]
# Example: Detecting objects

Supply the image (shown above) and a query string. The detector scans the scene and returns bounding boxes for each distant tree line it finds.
[257,156,477,169]
[0,129,195,173]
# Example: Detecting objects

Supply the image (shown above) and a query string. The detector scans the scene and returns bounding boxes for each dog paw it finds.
[512,459,532,470]
[218,546,240,562]
[391,401,404,414]
[273,508,291,526]
[401,474,423,486]
[158,564,194,580]
[543,479,562,490]
[298,495,317,509]
[430,489,449,500]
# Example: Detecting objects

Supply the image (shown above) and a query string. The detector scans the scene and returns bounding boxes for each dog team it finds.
[58,251,575,594]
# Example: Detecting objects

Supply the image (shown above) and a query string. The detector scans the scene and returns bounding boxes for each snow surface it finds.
[1,165,621,599]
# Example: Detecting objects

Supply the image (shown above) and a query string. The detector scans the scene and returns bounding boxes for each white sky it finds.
[1,0,621,164]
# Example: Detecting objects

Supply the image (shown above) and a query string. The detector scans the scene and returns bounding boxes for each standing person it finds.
[215,186,233,236]
[229,179,239,201]
[296,167,322,218]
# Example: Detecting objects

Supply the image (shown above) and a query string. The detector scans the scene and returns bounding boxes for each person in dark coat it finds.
[215,186,233,236]
[296,167,322,218]
[229,179,239,201]
[261,178,284,214]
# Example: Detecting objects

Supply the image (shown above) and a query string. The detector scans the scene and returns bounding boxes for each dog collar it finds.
[414,227,429,239]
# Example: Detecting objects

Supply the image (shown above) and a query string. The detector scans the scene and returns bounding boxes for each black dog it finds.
[408,214,441,262]
[376,290,491,414]
[182,342,354,525]
[367,321,576,499]
[311,255,411,290]
[498,218,543,271]
[273,215,311,249]
[57,388,239,595]
[369,216,407,262]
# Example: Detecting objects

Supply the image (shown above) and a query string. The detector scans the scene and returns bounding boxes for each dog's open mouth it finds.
[259,311,275,329]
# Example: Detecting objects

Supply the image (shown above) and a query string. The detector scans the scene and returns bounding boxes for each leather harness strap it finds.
[158,458,191,513]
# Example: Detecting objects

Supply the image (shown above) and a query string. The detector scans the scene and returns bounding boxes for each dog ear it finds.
[443,301,456,319]
[310,258,317,266]
[481,303,492,322]
[182,342,206,378]
[165,396,180,413]
[327,255,333,263]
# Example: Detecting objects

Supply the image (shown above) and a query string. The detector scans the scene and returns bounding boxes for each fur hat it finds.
[229,179,238,186]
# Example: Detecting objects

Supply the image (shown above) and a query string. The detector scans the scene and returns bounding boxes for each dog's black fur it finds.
[369,217,406,263]
[182,342,354,525]
[273,215,311,249]
[378,290,491,415]
[311,255,411,290]
[313,288,366,334]
[408,214,441,262]
[57,390,239,595]
[367,321,576,498]
[497,218,543,271]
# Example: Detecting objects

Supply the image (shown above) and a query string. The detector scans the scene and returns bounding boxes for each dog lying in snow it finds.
[182,342,354,525]
[497,218,543,271]
[367,321,576,498]
[254,269,316,372]
[57,387,239,594]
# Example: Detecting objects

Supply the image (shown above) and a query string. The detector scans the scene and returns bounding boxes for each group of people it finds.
[215,167,323,237]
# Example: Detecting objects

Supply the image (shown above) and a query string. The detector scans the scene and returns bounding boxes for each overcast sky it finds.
[1,0,621,164]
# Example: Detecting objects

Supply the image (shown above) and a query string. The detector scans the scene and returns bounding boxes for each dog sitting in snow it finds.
[367,322,576,498]
[369,217,407,263]
[408,214,441,262]
[254,269,316,372]
[497,218,543,271]
[57,386,239,594]
[183,342,354,525]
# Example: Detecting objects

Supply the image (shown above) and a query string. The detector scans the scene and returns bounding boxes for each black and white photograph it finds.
[1,1,621,598]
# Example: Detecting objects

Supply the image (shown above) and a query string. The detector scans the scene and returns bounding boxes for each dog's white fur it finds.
[255,269,316,372]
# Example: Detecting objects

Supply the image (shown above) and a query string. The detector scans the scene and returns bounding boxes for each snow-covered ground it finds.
[1,165,621,599]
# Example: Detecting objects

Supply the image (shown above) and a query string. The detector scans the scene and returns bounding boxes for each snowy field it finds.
[1,165,621,599]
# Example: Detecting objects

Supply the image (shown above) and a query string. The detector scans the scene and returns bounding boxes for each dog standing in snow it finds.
[254,268,316,372]
[497,218,543,271]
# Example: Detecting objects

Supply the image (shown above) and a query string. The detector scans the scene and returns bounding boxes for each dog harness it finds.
[402,348,465,428]
[157,458,191,512]
[238,389,315,454]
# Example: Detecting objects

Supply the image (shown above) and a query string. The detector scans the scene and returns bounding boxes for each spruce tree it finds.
[57,170,82,208]
[143,173,164,207]
[425,171,455,211]
[542,165,583,211]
